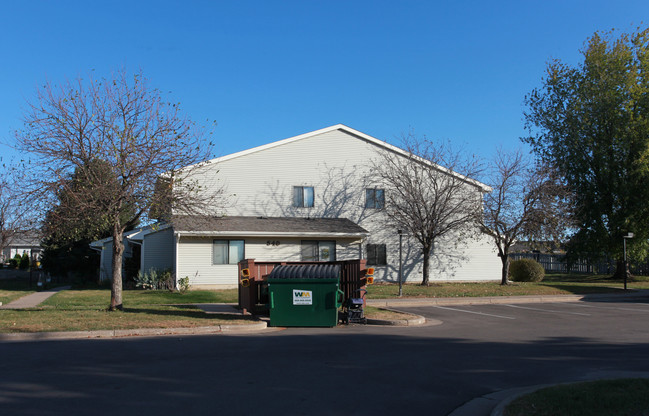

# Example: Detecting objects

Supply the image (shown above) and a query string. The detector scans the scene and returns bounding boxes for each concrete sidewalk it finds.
[0,285,71,309]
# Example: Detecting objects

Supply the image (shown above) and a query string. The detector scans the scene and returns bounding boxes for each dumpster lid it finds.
[268,264,341,279]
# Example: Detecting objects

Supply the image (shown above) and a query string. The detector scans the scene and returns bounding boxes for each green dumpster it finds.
[267,265,344,327]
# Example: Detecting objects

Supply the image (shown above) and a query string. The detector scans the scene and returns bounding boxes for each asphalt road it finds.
[1,298,649,416]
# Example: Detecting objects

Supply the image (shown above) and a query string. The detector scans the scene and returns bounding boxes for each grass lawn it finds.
[0,287,252,333]
[366,273,649,299]
[0,278,37,305]
[364,306,416,321]
[504,378,649,416]
[3,272,648,333]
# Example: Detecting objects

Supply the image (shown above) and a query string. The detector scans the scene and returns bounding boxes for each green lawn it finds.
[2,272,648,333]
[42,288,239,308]
[366,273,649,299]
[505,378,649,416]
[0,278,37,305]
[0,287,249,333]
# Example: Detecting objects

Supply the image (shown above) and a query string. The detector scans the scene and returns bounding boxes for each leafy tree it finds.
[16,70,218,310]
[40,160,135,281]
[523,27,649,277]
[373,134,484,285]
[480,149,572,285]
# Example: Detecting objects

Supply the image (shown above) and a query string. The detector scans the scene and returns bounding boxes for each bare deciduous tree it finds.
[15,70,218,310]
[481,149,572,285]
[373,134,485,286]
[0,164,35,262]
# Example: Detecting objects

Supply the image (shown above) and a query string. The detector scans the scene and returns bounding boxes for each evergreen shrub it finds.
[509,258,545,282]
[20,253,30,270]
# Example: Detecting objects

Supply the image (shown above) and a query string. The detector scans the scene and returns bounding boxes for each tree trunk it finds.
[421,246,430,286]
[109,224,124,311]
[500,254,510,285]
[612,258,630,281]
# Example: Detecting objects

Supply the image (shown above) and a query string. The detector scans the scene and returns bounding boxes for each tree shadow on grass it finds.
[538,283,627,295]
[543,274,615,283]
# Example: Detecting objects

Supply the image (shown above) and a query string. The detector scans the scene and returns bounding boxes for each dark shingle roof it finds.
[6,230,41,247]
[170,216,368,236]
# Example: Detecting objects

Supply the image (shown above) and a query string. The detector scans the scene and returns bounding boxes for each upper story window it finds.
[213,240,245,265]
[294,186,314,208]
[365,188,385,209]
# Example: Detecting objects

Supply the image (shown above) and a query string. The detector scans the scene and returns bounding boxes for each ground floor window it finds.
[301,240,336,262]
[213,240,245,265]
[367,243,387,266]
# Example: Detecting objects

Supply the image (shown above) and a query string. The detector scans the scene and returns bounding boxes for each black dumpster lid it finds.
[268,264,341,279]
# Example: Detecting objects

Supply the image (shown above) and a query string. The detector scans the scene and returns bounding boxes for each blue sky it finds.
[1,0,647,163]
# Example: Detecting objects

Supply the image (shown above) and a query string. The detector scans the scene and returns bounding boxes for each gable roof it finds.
[188,124,491,192]
[89,227,150,248]
[171,215,368,238]
[5,230,41,247]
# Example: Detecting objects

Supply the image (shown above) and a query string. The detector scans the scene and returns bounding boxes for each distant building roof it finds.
[6,230,41,247]
[510,240,565,254]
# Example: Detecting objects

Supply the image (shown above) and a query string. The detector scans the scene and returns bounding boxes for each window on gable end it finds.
[365,188,385,209]
[294,186,314,208]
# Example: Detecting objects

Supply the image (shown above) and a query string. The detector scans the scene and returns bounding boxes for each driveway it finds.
[1,298,648,415]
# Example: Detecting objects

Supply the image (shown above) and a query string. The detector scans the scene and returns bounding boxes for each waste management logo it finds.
[292,289,313,305]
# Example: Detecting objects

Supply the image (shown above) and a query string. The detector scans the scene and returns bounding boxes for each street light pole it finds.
[398,229,403,297]
[623,232,634,291]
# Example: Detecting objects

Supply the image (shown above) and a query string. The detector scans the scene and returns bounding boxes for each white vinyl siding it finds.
[175,128,501,283]
[99,241,113,281]
[176,237,362,286]
[142,227,175,274]
[177,237,236,286]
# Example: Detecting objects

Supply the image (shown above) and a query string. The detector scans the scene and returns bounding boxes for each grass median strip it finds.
[364,306,418,321]
[366,274,649,299]
[504,378,649,416]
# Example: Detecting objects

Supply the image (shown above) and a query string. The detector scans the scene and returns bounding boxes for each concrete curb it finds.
[367,314,427,326]
[0,321,269,342]
[365,306,430,326]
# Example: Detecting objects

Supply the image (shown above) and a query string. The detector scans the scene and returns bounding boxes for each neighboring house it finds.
[510,240,565,255]
[1,230,42,263]
[94,124,500,288]
[90,228,143,281]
